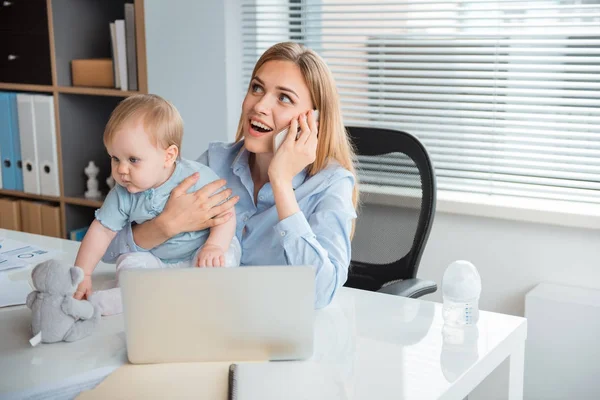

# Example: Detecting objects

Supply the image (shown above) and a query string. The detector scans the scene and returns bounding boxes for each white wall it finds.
[355,203,600,399]
[417,211,600,315]
[145,0,242,158]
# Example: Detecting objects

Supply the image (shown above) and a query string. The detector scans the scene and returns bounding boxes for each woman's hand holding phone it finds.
[273,110,319,153]
[268,109,319,185]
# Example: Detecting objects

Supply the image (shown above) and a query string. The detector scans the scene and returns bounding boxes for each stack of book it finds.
[0,92,59,197]
[110,3,138,91]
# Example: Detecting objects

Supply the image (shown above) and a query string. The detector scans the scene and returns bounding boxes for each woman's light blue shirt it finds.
[103,141,357,308]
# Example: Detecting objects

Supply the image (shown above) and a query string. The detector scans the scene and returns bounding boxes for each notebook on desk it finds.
[228,362,349,400]
[76,361,347,400]
[119,266,315,364]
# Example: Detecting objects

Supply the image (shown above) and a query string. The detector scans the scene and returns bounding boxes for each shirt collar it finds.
[231,141,308,190]
[143,159,182,198]
[291,168,308,190]
[231,142,249,174]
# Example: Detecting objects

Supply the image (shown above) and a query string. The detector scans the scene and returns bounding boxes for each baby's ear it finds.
[70,267,84,286]
[164,144,179,167]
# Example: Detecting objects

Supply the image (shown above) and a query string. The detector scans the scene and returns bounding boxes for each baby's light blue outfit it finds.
[95,158,220,264]
[90,158,241,316]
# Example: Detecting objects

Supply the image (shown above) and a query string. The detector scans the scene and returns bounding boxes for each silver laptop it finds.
[119,266,315,364]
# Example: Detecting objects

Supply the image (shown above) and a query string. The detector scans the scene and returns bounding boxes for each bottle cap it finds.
[442,260,482,302]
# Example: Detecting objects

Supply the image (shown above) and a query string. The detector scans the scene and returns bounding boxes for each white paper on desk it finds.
[0,366,118,400]
[230,362,349,400]
[0,238,62,271]
[0,273,32,308]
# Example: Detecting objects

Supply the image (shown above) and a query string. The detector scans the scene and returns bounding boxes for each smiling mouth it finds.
[250,119,273,133]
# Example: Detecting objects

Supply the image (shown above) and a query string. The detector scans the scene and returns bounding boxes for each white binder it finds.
[16,94,40,194]
[115,20,128,91]
[33,95,60,197]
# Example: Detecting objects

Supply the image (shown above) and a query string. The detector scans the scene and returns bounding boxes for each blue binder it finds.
[0,92,15,190]
[8,93,23,191]
[0,92,23,191]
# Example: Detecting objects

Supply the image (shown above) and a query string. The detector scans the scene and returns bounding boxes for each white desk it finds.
[0,229,527,399]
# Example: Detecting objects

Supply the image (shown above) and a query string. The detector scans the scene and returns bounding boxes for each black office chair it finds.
[344,126,437,298]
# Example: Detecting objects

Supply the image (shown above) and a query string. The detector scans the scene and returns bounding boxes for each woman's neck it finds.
[249,152,273,184]
[249,152,274,202]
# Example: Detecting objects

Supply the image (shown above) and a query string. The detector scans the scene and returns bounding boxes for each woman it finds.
[104,42,359,308]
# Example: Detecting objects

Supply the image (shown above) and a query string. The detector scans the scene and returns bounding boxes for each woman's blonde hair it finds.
[104,94,183,151]
[234,42,360,233]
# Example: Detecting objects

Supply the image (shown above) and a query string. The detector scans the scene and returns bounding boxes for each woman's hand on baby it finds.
[269,110,319,184]
[195,244,226,267]
[74,275,92,300]
[158,176,239,237]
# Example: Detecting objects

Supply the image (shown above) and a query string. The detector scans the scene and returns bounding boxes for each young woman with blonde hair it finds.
[104,42,359,308]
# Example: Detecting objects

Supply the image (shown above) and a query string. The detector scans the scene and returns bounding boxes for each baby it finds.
[73,94,238,315]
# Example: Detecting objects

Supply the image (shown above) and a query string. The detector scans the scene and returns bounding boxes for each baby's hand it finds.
[74,275,92,300]
[196,244,226,267]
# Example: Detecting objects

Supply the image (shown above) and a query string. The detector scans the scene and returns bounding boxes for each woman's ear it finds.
[164,144,179,167]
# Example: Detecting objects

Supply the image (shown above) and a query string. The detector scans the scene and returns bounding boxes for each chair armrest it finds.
[378,278,437,299]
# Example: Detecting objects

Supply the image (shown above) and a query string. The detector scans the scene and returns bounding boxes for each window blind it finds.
[241,0,600,204]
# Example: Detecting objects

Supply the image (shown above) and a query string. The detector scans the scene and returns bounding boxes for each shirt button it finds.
[280,231,286,237]
[244,216,249,222]
[258,195,264,201]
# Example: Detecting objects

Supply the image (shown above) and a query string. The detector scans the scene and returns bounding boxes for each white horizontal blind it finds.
[242,0,600,204]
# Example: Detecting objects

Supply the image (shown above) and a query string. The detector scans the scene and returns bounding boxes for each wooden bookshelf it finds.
[1,190,105,209]
[57,86,142,97]
[0,83,54,93]
[63,196,104,208]
[1,0,207,240]
[0,189,60,203]
[0,0,148,239]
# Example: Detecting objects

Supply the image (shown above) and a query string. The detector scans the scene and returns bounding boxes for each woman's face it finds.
[241,60,314,154]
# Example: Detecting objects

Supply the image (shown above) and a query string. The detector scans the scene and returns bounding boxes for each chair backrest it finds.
[345,126,436,291]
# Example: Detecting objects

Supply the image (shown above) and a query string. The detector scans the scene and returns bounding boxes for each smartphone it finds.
[273,110,319,152]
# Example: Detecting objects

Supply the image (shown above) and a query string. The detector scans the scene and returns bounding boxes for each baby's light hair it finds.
[103,94,183,151]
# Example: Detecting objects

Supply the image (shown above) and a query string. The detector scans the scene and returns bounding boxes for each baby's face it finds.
[106,119,171,193]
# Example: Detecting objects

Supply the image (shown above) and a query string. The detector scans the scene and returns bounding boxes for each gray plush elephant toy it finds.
[26,259,100,345]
